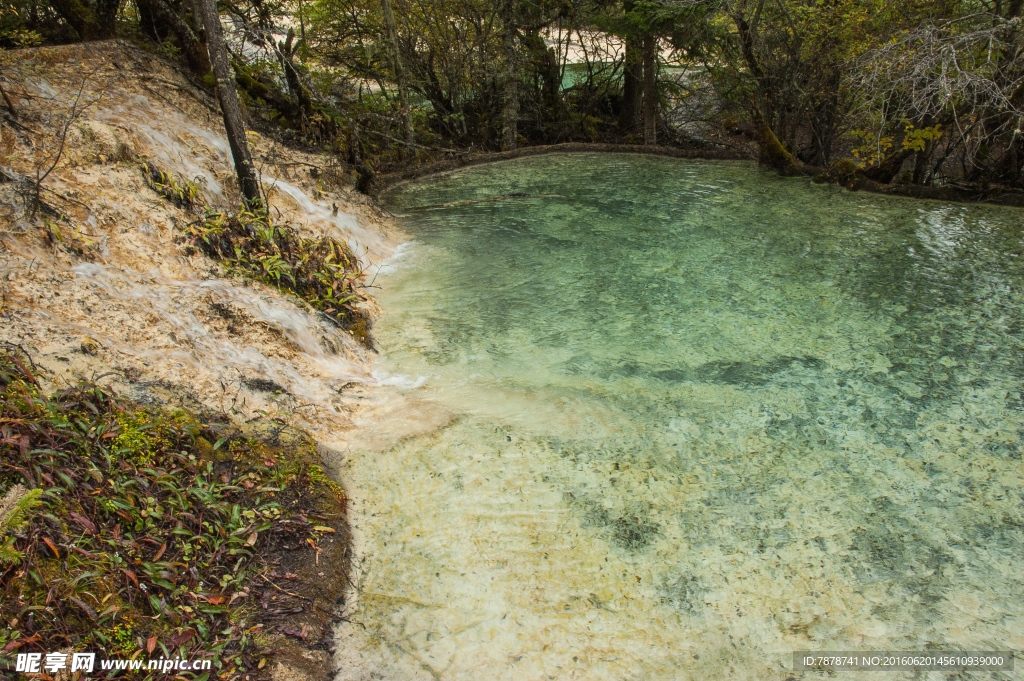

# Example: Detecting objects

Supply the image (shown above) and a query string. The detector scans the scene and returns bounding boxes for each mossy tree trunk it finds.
[381,0,413,150]
[197,0,262,210]
[278,29,314,131]
[136,0,212,79]
[860,148,913,183]
[751,102,801,175]
[522,30,562,123]
[49,0,121,40]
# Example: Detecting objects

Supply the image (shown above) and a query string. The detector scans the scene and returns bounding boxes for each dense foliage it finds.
[2,0,1021,189]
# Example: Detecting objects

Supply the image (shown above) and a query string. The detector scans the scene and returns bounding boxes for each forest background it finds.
[2,0,1023,194]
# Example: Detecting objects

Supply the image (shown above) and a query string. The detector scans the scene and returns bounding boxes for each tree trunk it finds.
[500,0,518,150]
[912,137,937,185]
[641,32,657,145]
[136,0,211,79]
[618,36,642,134]
[733,13,778,129]
[49,0,92,40]
[808,72,841,166]
[94,0,121,38]
[860,148,912,183]
[279,29,314,129]
[381,0,413,149]
[969,2,1022,183]
[135,0,168,42]
[522,30,561,120]
[0,81,17,120]
[197,0,262,210]
[347,117,363,170]
[49,0,119,40]
[751,101,801,175]
[994,74,1024,185]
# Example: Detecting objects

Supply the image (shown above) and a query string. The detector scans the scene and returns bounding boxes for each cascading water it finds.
[89,92,388,260]
[68,262,371,405]
[334,154,1024,681]
[5,63,396,444]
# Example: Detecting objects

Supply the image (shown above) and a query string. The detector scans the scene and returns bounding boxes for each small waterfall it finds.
[7,64,401,444]
[69,262,372,402]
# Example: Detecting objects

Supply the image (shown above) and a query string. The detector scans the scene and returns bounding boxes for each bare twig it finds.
[31,69,102,218]
[855,15,1024,122]
[359,126,468,154]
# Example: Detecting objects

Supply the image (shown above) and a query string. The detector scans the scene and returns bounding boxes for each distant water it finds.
[339,154,1024,680]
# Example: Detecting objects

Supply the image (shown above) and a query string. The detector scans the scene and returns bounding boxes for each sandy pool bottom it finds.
[333,155,1024,681]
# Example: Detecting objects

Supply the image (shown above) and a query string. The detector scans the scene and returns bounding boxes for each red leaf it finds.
[153,542,167,561]
[277,627,308,640]
[42,537,60,558]
[9,356,34,382]
[1,638,24,654]
[69,512,97,534]
[146,636,157,654]
[172,629,196,646]
[1,634,38,654]
[71,545,99,559]
[122,569,138,586]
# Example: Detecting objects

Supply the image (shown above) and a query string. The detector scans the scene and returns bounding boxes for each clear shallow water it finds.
[339,155,1024,680]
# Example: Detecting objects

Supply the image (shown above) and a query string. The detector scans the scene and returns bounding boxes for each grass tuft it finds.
[142,162,373,347]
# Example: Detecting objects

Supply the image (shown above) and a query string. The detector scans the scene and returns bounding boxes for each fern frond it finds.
[0,485,43,535]
[0,537,23,566]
